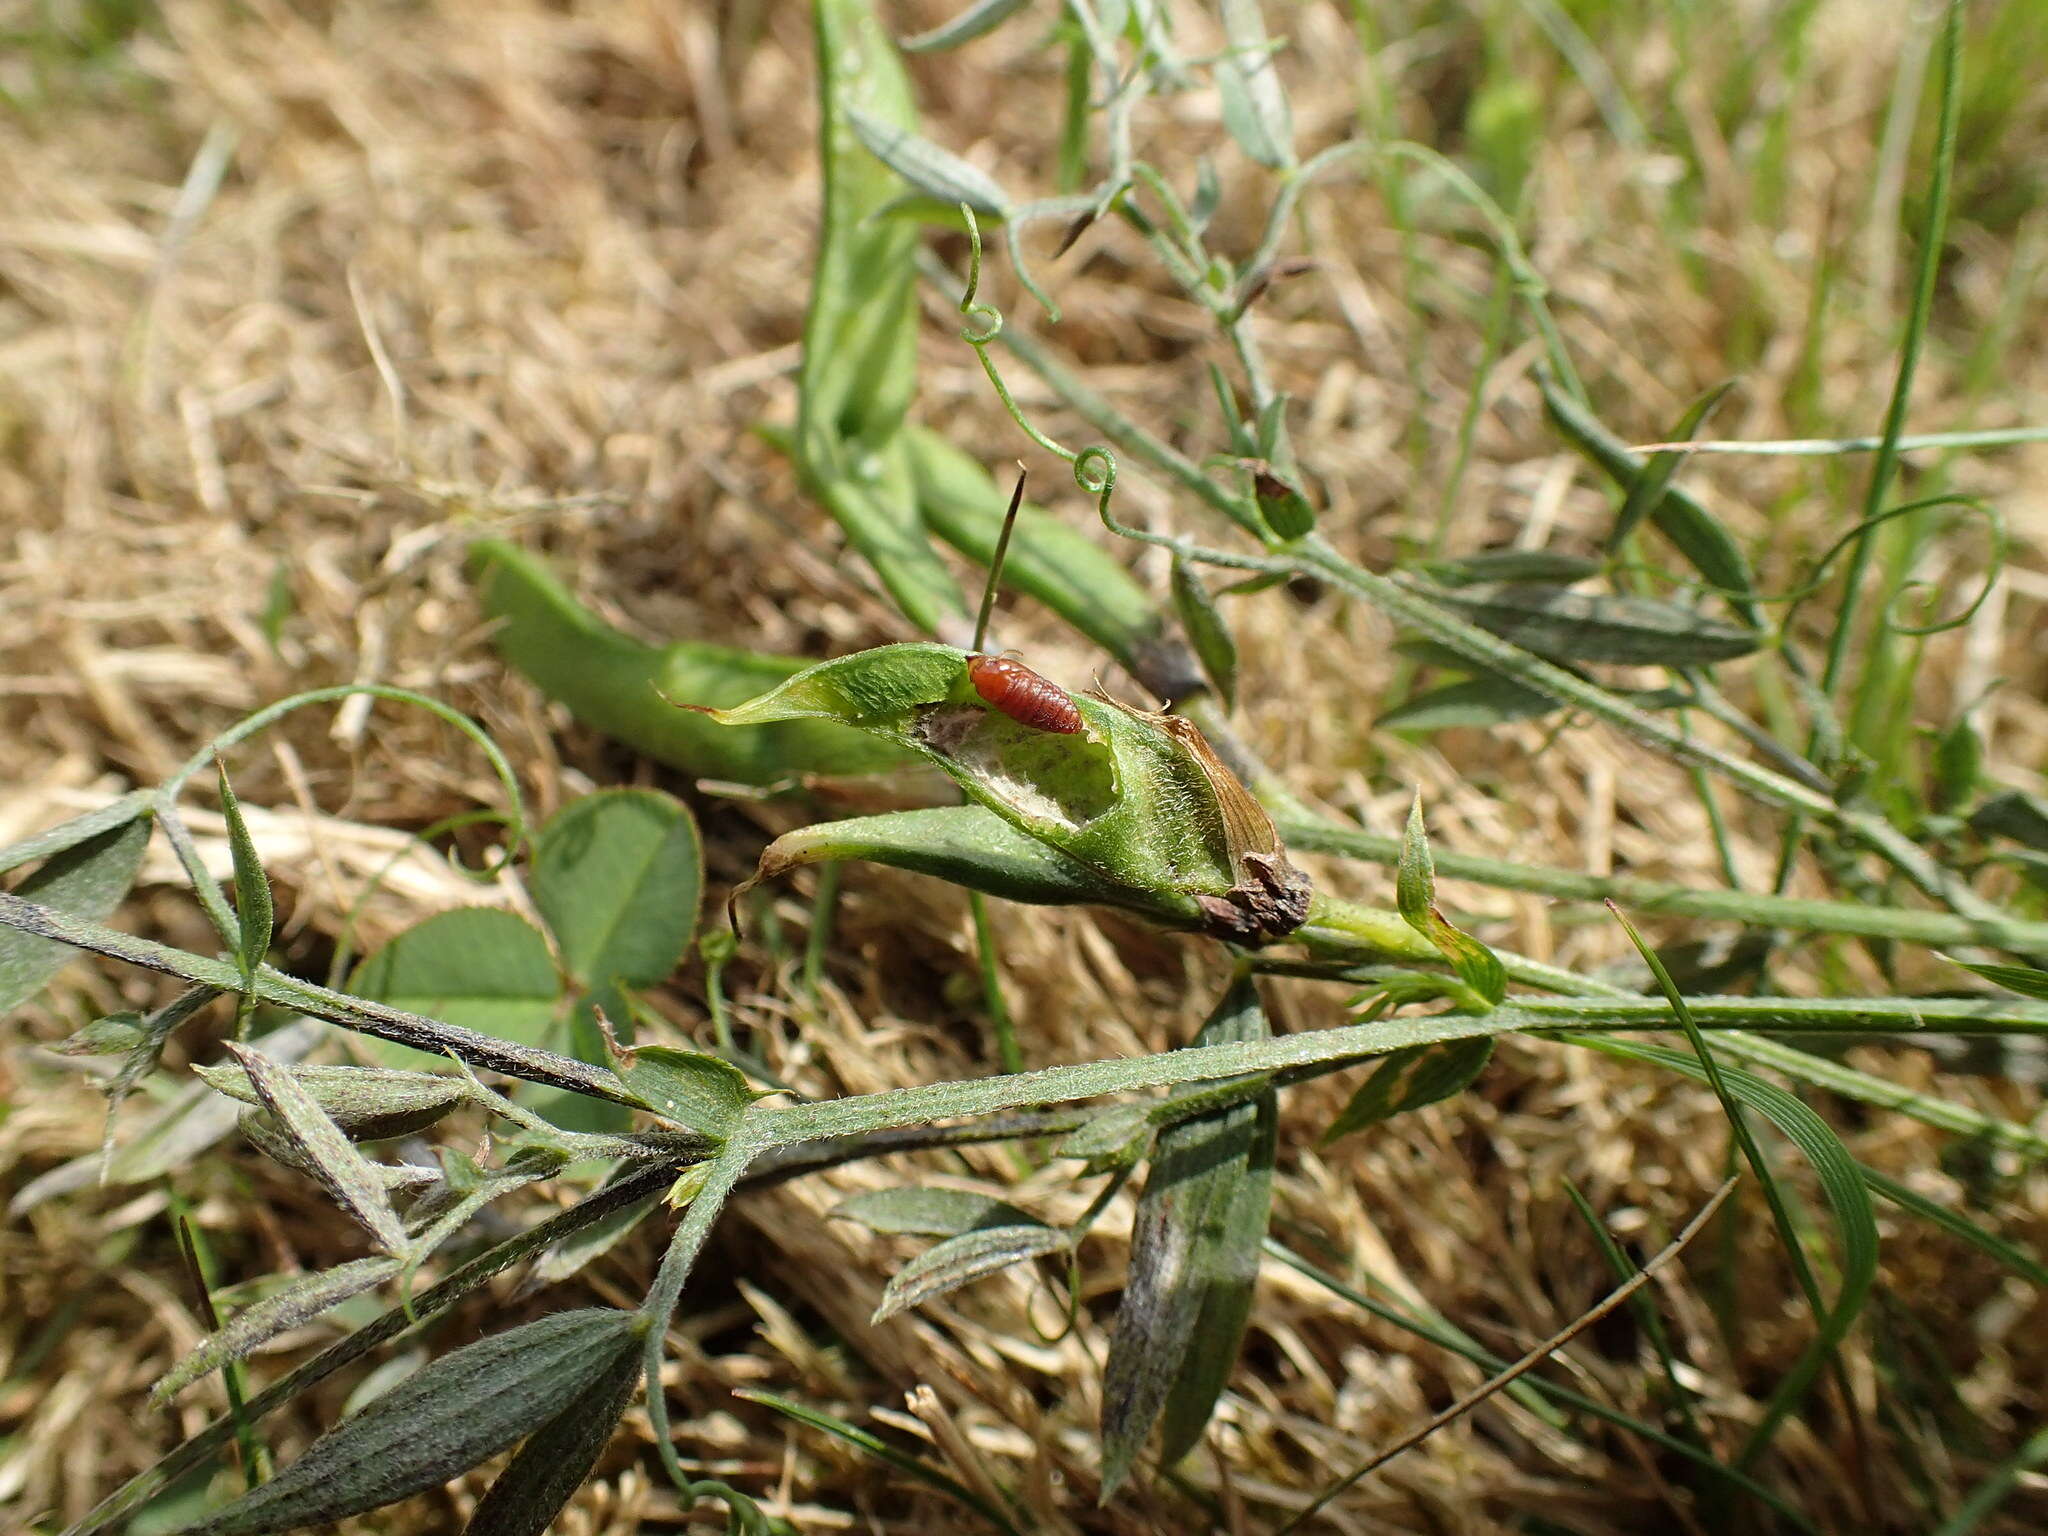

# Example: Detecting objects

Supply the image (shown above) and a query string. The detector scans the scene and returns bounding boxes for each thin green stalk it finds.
[640,1138,758,1496]
[1931,1424,2048,1536]
[170,1203,269,1489]
[1819,0,1962,704]
[969,891,1024,1073]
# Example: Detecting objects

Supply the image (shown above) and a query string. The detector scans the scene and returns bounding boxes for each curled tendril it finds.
[1073,444,1116,496]
[953,206,1292,580]
[956,206,1003,344]
[1780,494,2006,640]
[162,684,530,880]
[1593,495,2006,647]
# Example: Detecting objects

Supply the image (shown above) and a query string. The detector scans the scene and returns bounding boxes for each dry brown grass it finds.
[5,1,2048,1531]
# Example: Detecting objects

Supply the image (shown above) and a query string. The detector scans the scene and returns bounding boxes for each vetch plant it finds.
[11,1,2048,1532]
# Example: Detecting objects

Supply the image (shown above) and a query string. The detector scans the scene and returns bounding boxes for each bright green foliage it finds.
[352,788,703,1109]
[534,791,702,994]
[352,908,559,1064]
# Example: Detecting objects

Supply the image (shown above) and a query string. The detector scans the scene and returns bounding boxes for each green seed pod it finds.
[694,644,1312,944]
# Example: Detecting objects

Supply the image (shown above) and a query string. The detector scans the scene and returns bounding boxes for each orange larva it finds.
[966,654,1082,734]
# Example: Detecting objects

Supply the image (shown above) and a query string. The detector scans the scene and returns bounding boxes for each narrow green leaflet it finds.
[532,790,701,991]
[899,0,1028,52]
[1945,956,2048,1001]
[170,1309,643,1536]
[1215,0,1295,169]
[1425,583,1761,666]
[194,1062,472,1139]
[1540,370,1762,626]
[1930,715,1981,817]
[871,1223,1068,1323]
[1101,977,1276,1491]
[616,1046,757,1140]
[151,1257,402,1405]
[1318,1038,1496,1145]
[216,763,273,982]
[832,1186,1037,1237]
[351,908,561,1064]
[0,793,150,878]
[846,105,1013,217]
[1377,676,1562,732]
[1609,380,1737,551]
[1396,799,1506,1006]
[463,1343,644,1536]
[1970,790,2048,850]
[224,1043,408,1255]
[0,815,150,1012]
[1419,550,1602,587]
[1171,555,1239,708]
[472,540,909,783]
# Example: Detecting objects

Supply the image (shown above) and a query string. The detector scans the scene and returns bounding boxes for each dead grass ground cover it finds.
[4,1,2048,1531]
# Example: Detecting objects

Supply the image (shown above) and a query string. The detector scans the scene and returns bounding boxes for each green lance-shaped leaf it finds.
[1249,464,1316,540]
[905,0,1024,51]
[1397,799,1507,1007]
[1171,556,1239,709]
[1944,956,2048,1001]
[0,792,150,878]
[216,763,273,984]
[1424,582,1761,667]
[151,1257,403,1405]
[899,0,1028,52]
[833,1186,1037,1237]
[352,907,561,1070]
[462,1339,643,1536]
[0,813,150,1013]
[169,1308,643,1536]
[1376,676,1563,733]
[1971,789,2048,850]
[1101,976,1276,1492]
[702,645,1313,944]
[1215,0,1295,170]
[1318,1038,1495,1146]
[1052,1104,1155,1172]
[615,1046,757,1140]
[1609,380,1738,551]
[221,1043,408,1254]
[1417,550,1602,587]
[195,1061,474,1140]
[1540,369,1761,628]
[1930,714,1981,818]
[532,790,701,991]
[473,540,909,782]
[846,106,1013,218]
[872,1222,1068,1323]
[903,428,1189,691]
